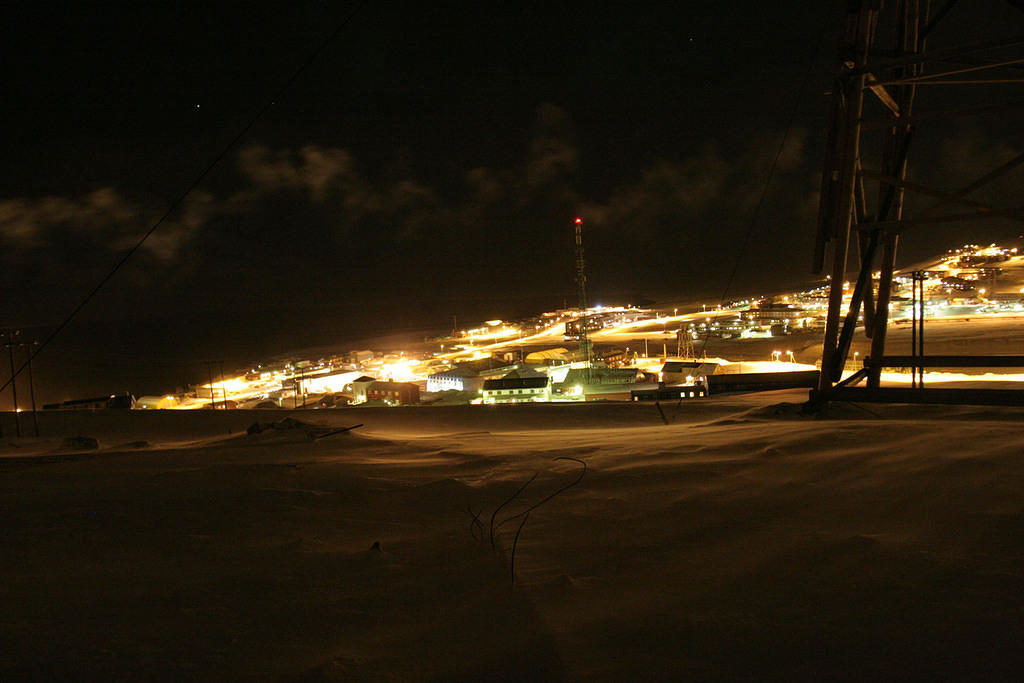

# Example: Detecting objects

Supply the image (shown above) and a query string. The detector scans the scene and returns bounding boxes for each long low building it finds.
[706,370,819,394]
[631,385,708,401]
[43,393,136,410]
[481,376,551,403]
[426,357,518,393]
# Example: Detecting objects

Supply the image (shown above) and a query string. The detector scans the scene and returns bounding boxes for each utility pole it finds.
[205,361,216,409]
[218,360,226,410]
[21,341,39,437]
[4,330,21,437]
[573,217,592,382]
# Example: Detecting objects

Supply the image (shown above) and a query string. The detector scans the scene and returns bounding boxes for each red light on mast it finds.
[574,217,583,224]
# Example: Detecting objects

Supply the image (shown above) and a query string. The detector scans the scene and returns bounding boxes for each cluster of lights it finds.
[136,240,1024,410]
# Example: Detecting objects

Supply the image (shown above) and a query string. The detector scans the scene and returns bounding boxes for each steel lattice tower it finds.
[573,217,592,379]
[811,0,1024,407]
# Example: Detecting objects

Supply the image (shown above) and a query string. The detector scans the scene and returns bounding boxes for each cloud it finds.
[0,198,47,246]
[0,106,831,322]
[0,185,216,268]
[0,188,140,249]
[136,191,214,262]
[592,143,730,240]
[237,144,364,202]
[935,127,1022,201]
[464,167,506,203]
[525,103,578,190]
[755,128,807,175]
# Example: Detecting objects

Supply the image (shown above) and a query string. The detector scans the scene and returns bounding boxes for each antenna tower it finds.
[573,217,592,380]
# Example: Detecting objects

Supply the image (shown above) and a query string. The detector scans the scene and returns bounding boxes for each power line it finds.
[1,1,368,396]
[697,2,835,359]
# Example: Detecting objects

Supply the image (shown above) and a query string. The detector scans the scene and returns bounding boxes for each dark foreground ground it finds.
[2,395,1023,680]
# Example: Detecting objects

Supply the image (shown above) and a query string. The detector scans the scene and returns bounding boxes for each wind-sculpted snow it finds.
[2,391,1023,680]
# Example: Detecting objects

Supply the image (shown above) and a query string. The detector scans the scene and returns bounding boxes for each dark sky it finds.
[2,1,1023,400]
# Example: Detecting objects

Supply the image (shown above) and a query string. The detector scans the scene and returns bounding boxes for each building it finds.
[425,357,518,393]
[989,293,1024,307]
[366,381,420,405]
[350,350,375,365]
[564,317,605,339]
[135,395,180,410]
[481,376,551,404]
[632,385,708,401]
[743,303,806,321]
[553,367,651,401]
[706,370,819,394]
[660,361,718,385]
[298,369,365,395]
[349,376,377,403]
[524,347,570,365]
[601,348,630,367]
[43,393,136,411]
[480,367,551,403]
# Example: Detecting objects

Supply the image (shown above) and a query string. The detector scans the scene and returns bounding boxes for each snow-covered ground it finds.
[2,394,1022,680]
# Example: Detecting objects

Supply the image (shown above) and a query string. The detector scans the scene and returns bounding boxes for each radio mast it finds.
[574,217,592,381]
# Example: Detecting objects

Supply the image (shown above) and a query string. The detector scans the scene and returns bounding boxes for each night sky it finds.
[3,1,1023,400]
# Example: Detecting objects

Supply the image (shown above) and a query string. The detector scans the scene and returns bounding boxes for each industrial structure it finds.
[573,217,593,381]
[811,0,1024,406]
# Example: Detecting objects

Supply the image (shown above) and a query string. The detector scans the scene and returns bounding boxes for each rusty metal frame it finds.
[810,0,1024,406]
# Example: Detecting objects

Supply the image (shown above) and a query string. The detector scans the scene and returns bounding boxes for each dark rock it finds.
[61,436,99,450]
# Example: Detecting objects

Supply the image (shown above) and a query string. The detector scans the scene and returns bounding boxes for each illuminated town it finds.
[39,241,1020,412]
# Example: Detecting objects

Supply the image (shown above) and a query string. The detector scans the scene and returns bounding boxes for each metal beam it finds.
[866,75,901,114]
[831,230,880,381]
[867,0,921,388]
[824,386,1024,405]
[817,1,875,393]
[864,207,1024,234]
[871,355,1024,367]
[858,169,1001,212]
[872,77,1024,85]
[862,98,1024,129]
[870,56,1024,86]
[904,148,1024,225]
[851,35,1024,74]
[811,0,1024,407]
[921,0,960,40]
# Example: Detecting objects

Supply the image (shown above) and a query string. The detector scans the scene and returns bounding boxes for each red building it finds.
[366,381,420,405]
